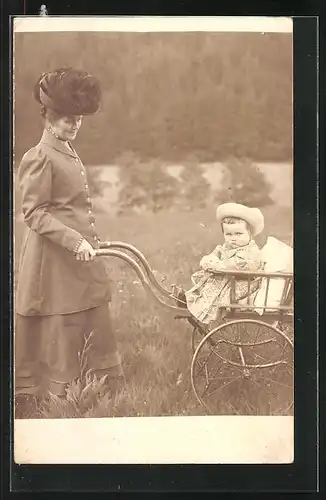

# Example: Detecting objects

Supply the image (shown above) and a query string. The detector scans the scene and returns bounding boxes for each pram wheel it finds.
[191,318,225,354]
[191,319,294,416]
[191,324,208,354]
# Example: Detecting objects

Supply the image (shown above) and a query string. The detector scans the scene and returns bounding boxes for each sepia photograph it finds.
[13,16,294,464]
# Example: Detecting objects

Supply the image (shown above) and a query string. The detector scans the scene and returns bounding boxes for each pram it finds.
[96,241,294,416]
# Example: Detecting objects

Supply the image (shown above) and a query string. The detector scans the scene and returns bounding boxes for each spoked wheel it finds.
[191,324,209,354]
[191,319,294,416]
[191,318,226,354]
[278,321,294,340]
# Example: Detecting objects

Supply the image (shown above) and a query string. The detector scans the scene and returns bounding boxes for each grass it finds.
[14,204,293,418]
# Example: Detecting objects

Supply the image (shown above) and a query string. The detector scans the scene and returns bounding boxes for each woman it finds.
[15,68,123,418]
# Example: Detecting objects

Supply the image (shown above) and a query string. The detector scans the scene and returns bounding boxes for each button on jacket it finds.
[16,129,111,316]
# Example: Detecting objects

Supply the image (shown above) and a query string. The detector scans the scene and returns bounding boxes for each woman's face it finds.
[50,115,83,141]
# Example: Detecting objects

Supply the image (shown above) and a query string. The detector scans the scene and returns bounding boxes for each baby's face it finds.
[222,221,250,247]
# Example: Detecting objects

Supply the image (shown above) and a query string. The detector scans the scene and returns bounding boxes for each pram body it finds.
[96,241,294,416]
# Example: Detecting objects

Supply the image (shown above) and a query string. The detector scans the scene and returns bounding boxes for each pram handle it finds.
[97,241,292,279]
[95,241,189,314]
[95,241,293,314]
[96,241,173,295]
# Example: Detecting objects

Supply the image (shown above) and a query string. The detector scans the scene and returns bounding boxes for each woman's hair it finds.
[221,217,252,235]
[39,104,64,122]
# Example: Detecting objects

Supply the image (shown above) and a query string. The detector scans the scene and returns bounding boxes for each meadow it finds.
[14,201,293,419]
[13,30,293,419]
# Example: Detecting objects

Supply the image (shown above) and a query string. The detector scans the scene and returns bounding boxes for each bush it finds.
[178,162,211,210]
[118,158,180,214]
[87,166,106,197]
[216,157,274,207]
[117,156,212,214]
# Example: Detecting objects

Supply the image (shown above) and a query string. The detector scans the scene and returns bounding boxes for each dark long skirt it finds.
[15,304,123,397]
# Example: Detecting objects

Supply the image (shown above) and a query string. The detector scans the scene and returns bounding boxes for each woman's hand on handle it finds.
[75,239,96,261]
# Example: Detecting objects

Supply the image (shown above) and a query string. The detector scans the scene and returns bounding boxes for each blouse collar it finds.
[39,128,79,159]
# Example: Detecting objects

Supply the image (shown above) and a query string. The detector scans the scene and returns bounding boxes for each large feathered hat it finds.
[33,67,102,115]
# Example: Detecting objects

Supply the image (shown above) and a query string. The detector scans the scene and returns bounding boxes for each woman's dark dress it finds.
[15,129,122,397]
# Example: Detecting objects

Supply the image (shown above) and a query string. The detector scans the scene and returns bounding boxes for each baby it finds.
[184,203,265,324]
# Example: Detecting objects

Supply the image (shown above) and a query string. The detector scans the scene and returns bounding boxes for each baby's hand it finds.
[200,255,210,267]
[200,254,224,271]
[200,255,216,267]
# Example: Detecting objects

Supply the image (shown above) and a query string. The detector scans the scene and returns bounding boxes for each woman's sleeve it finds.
[18,148,84,252]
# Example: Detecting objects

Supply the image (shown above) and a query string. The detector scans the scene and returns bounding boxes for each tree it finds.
[14,31,292,164]
[117,157,180,214]
[216,157,274,207]
[178,162,210,210]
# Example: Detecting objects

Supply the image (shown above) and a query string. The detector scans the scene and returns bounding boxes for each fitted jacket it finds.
[15,129,111,316]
